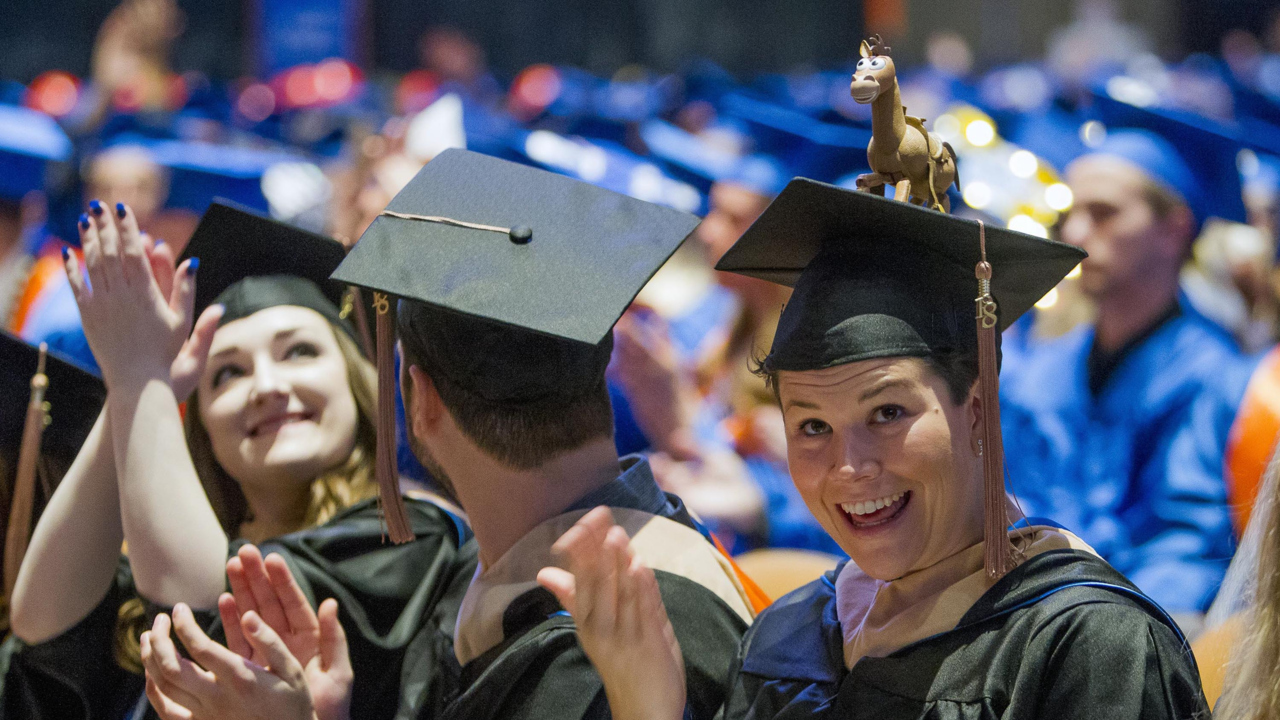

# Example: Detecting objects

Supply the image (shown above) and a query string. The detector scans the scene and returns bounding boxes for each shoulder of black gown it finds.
[442,570,745,720]
[720,566,845,720]
[840,549,1208,719]
[234,496,478,720]
[955,548,1184,640]
[0,556,145,720]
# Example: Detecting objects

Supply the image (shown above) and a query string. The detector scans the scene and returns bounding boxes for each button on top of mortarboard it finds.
[509,225,533,244]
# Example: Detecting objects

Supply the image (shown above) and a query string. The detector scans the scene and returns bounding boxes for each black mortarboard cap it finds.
[178,201,358,343]
[716,178,1085,372]
[332,148,700,542]
[333,147,701,398]
[0,333,106,464]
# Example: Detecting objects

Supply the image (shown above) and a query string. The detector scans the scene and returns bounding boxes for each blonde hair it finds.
[115,317,380,671]
[1216,442,1280,720]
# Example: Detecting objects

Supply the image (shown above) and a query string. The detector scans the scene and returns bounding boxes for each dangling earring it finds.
[977,439,984,456]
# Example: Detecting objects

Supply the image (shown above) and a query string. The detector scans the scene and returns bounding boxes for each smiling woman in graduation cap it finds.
[2,201,475,720]
[540,180,1211,719]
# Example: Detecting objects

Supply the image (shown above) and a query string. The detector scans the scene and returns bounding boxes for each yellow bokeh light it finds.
[1045,182,1074,211]
[1035,287,1060,309]
[964,119,995,147]
[933,114,961,140]
[1009,150,1038,178]
[1008,214,1048,238]
[1067,263,1082,279]
[962,181,992,209]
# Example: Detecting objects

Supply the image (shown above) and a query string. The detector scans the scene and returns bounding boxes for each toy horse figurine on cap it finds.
[850,34,959,212]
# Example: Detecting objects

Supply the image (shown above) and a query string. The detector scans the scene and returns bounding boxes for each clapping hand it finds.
[140,545,353,720]
[62,201,222,400]
[537,507,686,720]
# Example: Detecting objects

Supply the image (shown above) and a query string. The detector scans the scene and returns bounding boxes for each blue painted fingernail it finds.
[187,257,200,275]
[116,202,126,219]
[89,200,103,216]
[78,213,89,229]
[61,246,69,260]
[154,238,166,250]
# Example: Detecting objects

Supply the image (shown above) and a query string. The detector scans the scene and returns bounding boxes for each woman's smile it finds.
[838,490,911,533]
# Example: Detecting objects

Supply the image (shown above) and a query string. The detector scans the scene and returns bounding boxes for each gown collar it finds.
[452,457,755,665]
[834,523,1099,669]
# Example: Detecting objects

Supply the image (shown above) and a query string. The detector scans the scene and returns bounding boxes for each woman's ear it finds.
[966,381,984,457]
[406,364,446,440]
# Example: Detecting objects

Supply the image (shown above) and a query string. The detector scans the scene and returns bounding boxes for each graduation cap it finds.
[177,201,365,350]
[0,105,72,202]
[719,92,871,182]
[717,179,1085,578]
[1089,88,1247,224]
[0,332,105,465]
[640,119,789,198]
[0,334,106,594]
[511,128,703,214]
[332,148,701,542]
[138,138,311,215]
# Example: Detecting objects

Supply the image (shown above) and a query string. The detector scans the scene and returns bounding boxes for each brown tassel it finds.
[373,293,414,544]
[974,222,1014,580]
[350,287,376,361]
[6,344,49,598]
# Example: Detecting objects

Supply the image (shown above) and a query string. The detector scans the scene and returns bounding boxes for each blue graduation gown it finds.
[999,303,1251,612]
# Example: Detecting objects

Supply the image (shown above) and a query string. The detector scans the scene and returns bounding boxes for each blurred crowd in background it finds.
[6,0,1280,677]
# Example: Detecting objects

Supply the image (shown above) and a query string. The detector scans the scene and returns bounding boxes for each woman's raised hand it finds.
[62,201,208,394]
[537,507,686,720]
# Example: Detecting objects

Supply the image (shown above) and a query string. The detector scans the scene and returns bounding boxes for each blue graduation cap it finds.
[1003,107,1090,175]
[718,92,870,183]
[1089,87,1248,224]
[639,119,788,198]
[0,105,72,202]
[506,127,704,215]
[142,139,310,214]
[679,60,742,105]
[753,70,873,127]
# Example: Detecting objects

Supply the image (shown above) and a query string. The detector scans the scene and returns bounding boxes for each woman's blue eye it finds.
[799,419,831,436]
[870,405,905,424]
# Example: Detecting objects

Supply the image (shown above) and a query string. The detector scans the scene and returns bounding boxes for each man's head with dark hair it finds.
[396,299,615,472]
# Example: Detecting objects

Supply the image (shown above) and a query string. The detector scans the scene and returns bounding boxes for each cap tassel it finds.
[6,344,49,598]
[373,293,414,544]
[974,222,1014,580]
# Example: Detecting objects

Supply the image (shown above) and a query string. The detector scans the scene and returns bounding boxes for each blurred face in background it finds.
[86,146,167,229]
[1060,155,1190,302]
[697,181,769,262]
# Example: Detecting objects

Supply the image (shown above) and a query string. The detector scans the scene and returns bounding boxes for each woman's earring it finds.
[977,439,984,457]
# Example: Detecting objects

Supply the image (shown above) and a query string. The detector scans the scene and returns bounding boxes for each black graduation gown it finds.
[436,499,749,720]
[722,549,1210,720]
[0,496,477,720]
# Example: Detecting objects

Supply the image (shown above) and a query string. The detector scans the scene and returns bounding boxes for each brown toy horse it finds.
[851,35,958,212]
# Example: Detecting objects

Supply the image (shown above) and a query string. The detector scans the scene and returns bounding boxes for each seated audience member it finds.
[544,180,1209,719]
[4,201,475,720]
[138,149,762,720]
[614,165,841,555]
[999,129,1250,625]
